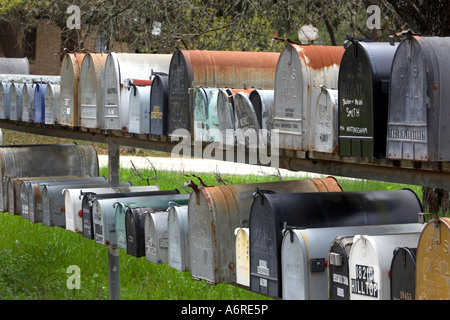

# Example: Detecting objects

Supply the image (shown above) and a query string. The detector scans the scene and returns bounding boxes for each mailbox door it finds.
[390,247,416,300]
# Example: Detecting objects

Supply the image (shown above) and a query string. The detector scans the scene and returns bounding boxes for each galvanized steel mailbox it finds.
[338,40,398,158]
[234,90,260,149]
[0,144,99,212]
[44,84,60,125]
[60,53,85,127]
[80,53,107,129]
[387,36,450,161]
[21,83,34,123]
[102,53,171,131]
[250,189,423,298]
[0,57,29,74]
[249,89,274,147]
[168,203,190,271]
[33,83,46,123]
[192,87,219,143]
[9,82,23,121]
[168,49,279,134]
[390,247,417,300]
[312,87,338,154]
[349,233,421,300]
[128,83,152,134]
[188,177,342,285]
[0,81,11,119]
[415,217,450,300]
[144,209,170,263]
[273,44,343,153]
[217,88,237,146]
[281,223,424,300]
[150,73,169,135]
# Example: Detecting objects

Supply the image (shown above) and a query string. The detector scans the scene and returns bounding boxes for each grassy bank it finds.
[0,167,423,300]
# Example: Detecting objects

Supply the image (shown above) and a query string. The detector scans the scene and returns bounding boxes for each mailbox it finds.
[250,189,423,298]
[33,83,47,123]
[390,247,417,300]
[273,43,343,153]
[328,235,354,300]
[235,227,250,287]
[144,209,169,263]
[233,90,259,149]
[150,73,169,135]
[125,207,152,257]
[9,82,23,121]
[281,223,424,300]
[0,81,11,119]
[217,88,236,147]
[311,87,338,154]
[349,233,421,300]
[192,87,219,143]
[102,52,171,131]
[21,83,34,123]
[80,53,107,129]
[128,83,152,134]
[188,177,342,285]
[415,217,450,300]
[167,203,189,271]
[248,89,274,147]
[59,53,85,127]
[338,40,398,158]
[387,36,450,161]
[44,84,60,125]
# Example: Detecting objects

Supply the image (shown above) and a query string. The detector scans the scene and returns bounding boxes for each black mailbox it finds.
[390,247,417,300]
[150,73,169,135]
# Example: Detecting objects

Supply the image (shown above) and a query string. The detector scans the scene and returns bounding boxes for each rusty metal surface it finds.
[273,44,344,152]
[80,53,107,129]
[416,217,450,300]
[60,53,85,127]
[168,49,280,134]
[188,177,342,285]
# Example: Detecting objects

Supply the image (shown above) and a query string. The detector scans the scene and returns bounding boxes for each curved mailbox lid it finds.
[387,36,450,161]
[216,88,236,146]
[80,53,107,129]
[250,189,423,298]
[44,84,61,125]
[59,53,85,127]
[128,84,152,134]
[192,87,219,143]
[274,44,343,152]
[144,209,170,263]
[0,57,29,74]
[21,83,35,123]
[328,235,354,300]
[9,82,23,121]
[168,204,190,271]
[150,73,169,135]
[249,89,274,148]
[390,247,417,300]
[233,90,259,149]
[349,233,421,300]
[311,87,338,154]
[0,82,11,119]
[415,217,450,300]
[338,40,398,158]
[33,83,47,123]
[168,49,279,134]
[188,177,342,286]
[281,223,424,300]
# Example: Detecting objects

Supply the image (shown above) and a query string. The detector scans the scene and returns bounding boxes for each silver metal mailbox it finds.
[273,44,343,153]
[311,87,338,154]
[192,87,219,143]
[128,83,152,134]
[233,90,260,149]
[59,53,85,127]
[145,209,169,264]
[0,81,11,119]
[9,82,23,121]
[387,36,450,161]
[188,177,342,285]
[281,223,424,300]
[21,83,34,123]
[44,84,60,125]
[80,53,107,129]
[349,233,421,300]
[248,89,274,147]
[0,57,29,74]
[168,203,189,271]
[217,88,236,147]
[102,53,171,131]
[0,144,99,212]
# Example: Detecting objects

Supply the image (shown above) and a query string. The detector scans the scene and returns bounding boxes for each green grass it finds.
[0,166,426,300]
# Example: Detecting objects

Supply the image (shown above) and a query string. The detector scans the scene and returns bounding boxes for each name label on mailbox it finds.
[351,264,378,297]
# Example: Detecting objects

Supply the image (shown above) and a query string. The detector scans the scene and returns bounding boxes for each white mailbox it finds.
[349,233,422,300]
[235,227,250,287]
